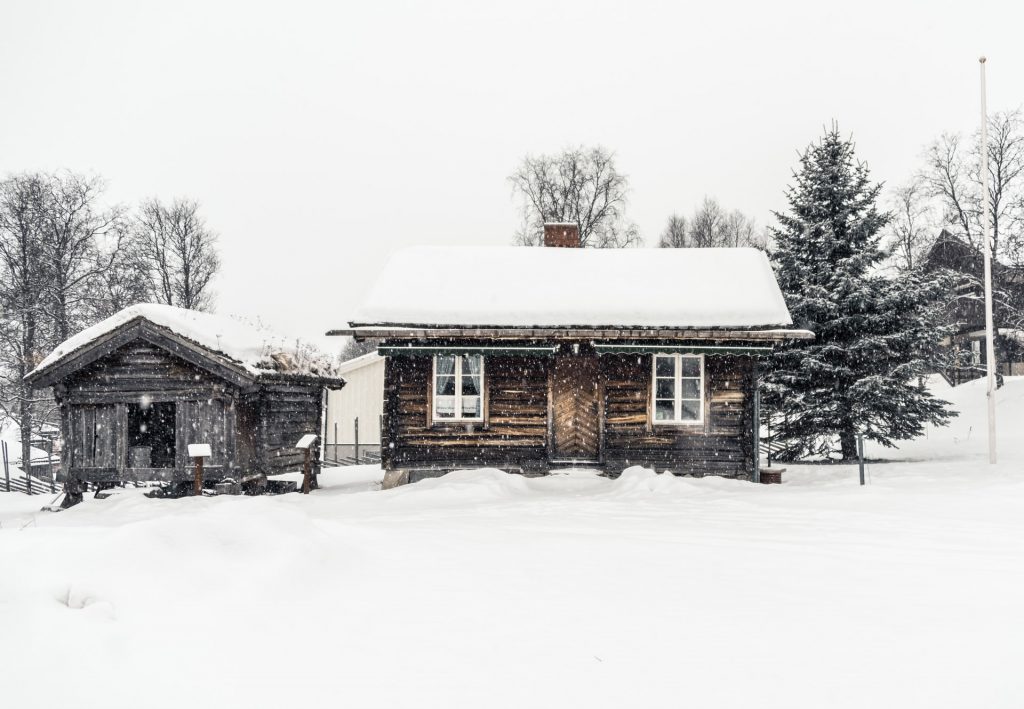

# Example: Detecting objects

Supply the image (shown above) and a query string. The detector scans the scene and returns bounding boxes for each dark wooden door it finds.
[550,354,601,461]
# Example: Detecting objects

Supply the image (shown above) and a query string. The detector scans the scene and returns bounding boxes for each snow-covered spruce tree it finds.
[763,126,956,461]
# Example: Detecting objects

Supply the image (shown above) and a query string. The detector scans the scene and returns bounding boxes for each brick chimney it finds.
[543,222,580,248]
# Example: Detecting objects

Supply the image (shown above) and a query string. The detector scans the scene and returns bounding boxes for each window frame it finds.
[650,353,705,426]
[432,354,485,423]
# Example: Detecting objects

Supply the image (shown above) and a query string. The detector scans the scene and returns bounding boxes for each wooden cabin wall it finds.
[601,354,755,479]
[382,355,549,470]
[60,341,238,482]
[257,381,324,475]
[64,342,229,402]
[382,351,756,479]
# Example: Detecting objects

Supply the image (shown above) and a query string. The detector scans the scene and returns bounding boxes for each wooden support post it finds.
[187,443,211,497]
[333,422,338,464]
[301,447,312,494]
[295,434,318,495]
[2,440,9,493]
[354,417,360,464]
[194,456,204,496]
[47,438,55,494]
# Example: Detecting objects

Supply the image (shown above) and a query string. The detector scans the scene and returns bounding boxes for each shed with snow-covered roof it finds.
[330,224,813,485]
[324,351,385,462]
[25,304,344,502]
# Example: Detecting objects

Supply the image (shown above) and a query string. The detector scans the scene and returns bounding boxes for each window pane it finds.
[655,400,675,421]
[436,376,456,396]
[681,379,700,399]
[655,378,675,399]
[461,375,481,395]
[435,396,455,418]
[681,400,700,420]
[680,357,700,378]
[655,356,675,377]
[435,355,456,376]
[461,354,482,376]
[461,396,481,418]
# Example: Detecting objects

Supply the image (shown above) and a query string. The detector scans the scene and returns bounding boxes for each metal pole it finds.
[858,434,865,486]
[2,440,9,493]
[354,417,359,464]
[979,56,998,464]
[752,365,761,484]
[26,435,32,495]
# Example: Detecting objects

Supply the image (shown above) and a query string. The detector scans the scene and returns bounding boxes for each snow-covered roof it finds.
[336,351,384,375]
[351,246,794,329]
[30,303,335,380]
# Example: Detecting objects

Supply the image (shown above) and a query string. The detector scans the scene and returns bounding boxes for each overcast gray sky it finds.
[2,0,1023,350]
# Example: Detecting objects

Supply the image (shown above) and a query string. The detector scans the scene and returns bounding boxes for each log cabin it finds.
[923,228,1024,384]
[25,304,344,502]
[330,223,813,486]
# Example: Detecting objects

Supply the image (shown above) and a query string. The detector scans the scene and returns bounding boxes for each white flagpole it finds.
[979,56,997,464]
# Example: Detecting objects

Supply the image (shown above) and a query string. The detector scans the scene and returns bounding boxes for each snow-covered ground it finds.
[2,378,1023,708]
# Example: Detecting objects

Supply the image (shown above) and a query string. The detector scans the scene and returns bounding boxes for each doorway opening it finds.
[127,401,176,468]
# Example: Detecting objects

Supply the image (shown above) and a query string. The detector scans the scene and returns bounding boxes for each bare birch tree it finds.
[509,146,642,248]
[659,197,765,249]
[134,198,221,310]
[887,175,936,272]
[658,214,688,248]
[923,109,1024,264]
[36,172,126,341]
[0,175,49,473]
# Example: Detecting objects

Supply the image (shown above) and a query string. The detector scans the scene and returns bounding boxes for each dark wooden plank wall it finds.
[64,342,229,400]
[53,339,329,483]
[384,351,755,479]
[61,341,237,482]
[602,354,755,479]
[176,398,233,469]
[383,355,549,470]
[70,405,118,468]
[258,382,324,475]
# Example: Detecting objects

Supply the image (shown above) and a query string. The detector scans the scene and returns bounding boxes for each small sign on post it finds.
[188,443,212,496]
[296,434,318,494]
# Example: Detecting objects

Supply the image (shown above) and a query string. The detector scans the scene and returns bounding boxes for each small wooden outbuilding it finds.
[330,224,813,485]
[26,305,344,499]
[324,351,385,461]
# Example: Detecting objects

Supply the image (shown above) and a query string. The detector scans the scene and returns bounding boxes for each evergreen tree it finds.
[763,126,956,460]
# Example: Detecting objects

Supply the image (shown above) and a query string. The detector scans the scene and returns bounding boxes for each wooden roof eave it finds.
[25,317,260,391]
[327,326,816,342]
[258,371,347,389]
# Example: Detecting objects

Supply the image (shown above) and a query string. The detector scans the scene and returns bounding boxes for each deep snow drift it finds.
[2,379,1023,708]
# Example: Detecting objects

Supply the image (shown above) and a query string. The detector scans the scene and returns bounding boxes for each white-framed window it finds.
[652,353,704,425]
[433,354,484,421]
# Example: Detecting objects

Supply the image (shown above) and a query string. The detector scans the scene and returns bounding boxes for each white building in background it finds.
[325,352,384,460]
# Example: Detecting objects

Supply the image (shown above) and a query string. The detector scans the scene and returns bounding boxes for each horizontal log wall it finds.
[382,350,755,480]
[64,342,227,398]
[52,338,329,484]
[60,343,238,482]
[259,382,323,475]
[602,354,754,479]
[384,355,549,469]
